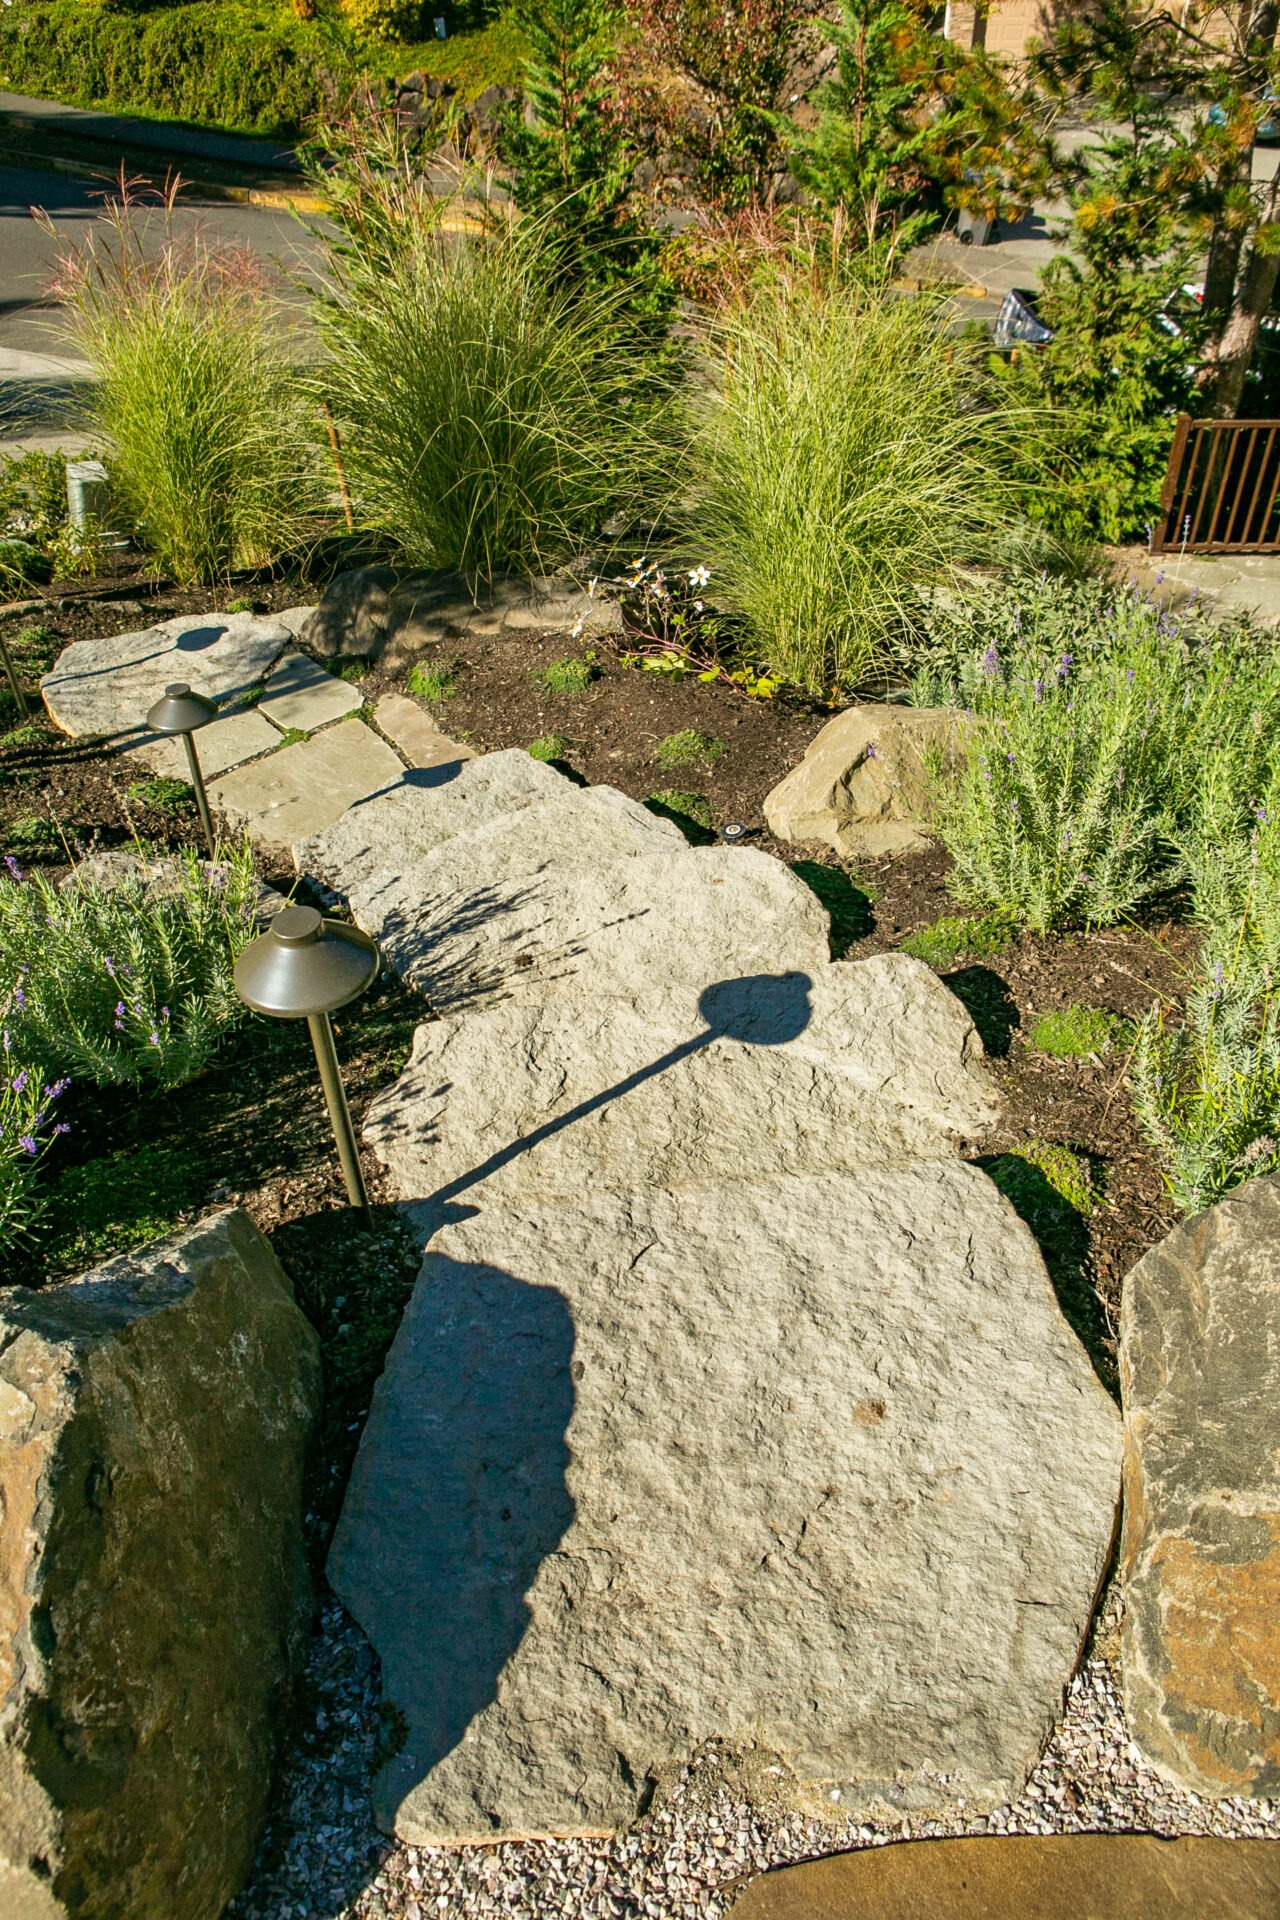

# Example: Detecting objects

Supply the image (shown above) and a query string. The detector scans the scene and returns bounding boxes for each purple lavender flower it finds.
[10,1070,27,1094]
[18,1135,36,1155]
[865,742,877,760]
[1034,677,1045,701]
[54,1121,70,1137]
[115,1002,125,1019]
[3,855,21,880]
[104,957,117,977]
[13,986,23,1011]
[983,644,1000,678]
[1057,652,1073,682]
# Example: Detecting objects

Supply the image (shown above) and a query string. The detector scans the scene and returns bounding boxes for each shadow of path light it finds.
[427,971,815,1221]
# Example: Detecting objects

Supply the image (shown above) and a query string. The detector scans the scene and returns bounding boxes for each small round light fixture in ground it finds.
[145,681,218,856]
[719,821,749,844]
[235,905,380,1215]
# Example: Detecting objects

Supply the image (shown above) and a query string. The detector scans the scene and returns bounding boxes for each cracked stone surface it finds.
[1120,1175,1280,1799]
[329,1167,1121,1846]
[40,612,291,743]
[366,954,1000,1235]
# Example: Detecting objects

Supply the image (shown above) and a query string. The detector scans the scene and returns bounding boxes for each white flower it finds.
[689,565,711,588]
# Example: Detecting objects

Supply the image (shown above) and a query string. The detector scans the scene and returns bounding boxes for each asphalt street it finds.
[0,160,327,451]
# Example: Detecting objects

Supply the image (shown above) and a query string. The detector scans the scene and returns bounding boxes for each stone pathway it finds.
[40,606,472,850]
[38,609,1278,1914]
[294,751,1121,1846]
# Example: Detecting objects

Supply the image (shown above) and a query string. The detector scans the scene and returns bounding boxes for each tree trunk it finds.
[1199,226,1280,418]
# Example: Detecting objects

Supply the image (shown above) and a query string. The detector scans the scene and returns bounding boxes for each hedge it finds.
[0,4,525,141]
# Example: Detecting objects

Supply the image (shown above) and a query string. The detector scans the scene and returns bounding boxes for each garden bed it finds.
[4,564,1191,1383]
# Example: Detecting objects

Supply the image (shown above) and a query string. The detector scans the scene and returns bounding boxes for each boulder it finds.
[40,613,292,745]
[297,566,398,662]
[328,1166,1121,1843]
[0,1210,321,1919]
[728,1835,1280,1920]
[366,953,1000,1232]
[379,572,621,668]
[294,747,575,892]
[1120,1175,1280,1797]
[763,706,969,858]
[307,782,826,1017]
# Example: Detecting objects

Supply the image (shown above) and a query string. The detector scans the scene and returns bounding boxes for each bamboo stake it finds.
[321,401,355,533]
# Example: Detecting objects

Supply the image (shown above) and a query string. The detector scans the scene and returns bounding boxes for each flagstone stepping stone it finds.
[328,1165,1121,1844]
[1120,1174,1280,1798]
[308,783,827,1016]
[40,611,291,743]
[209,718,404,853]
[295,747,570,882]
[366,954,1000,1230]
[125,704,281,781]
[373,692,475,770]
[256,650,363,732]
[727,1834,1280,1920]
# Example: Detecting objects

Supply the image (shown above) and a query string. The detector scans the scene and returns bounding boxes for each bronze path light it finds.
[234,905,380,1216]
[145,682,218,856]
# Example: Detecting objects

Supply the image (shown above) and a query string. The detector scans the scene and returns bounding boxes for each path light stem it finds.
[182,729,216,858]
[307,1009,370,1213]
[0,632,28,718]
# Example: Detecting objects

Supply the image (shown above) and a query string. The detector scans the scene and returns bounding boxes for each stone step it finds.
[328,1165,1121,1847]
[366,952,1000,1233]
[727,1834,1280,1920]
[41,611,294,746]
[294,746,572,882]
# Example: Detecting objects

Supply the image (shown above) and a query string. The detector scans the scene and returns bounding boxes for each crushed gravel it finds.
[230,1585,1278,1920]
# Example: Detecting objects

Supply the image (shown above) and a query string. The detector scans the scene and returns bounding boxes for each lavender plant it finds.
[0,1022,69,1253]
[0,847,259,1091]
[921,580,1280,933]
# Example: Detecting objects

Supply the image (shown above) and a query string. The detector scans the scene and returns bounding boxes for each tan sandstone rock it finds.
[0,1210,321,1919]
[1120,1175,1280,1798]
[763,705,968,857]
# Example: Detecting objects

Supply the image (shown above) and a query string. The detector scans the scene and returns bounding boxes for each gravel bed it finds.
[231,1585,1278,1920]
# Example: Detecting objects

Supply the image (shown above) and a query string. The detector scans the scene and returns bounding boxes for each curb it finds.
[0,142,329,214]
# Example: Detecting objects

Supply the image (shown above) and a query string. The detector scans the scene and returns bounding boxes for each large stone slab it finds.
[329,1165,1121,1844]
[209,717,404,853]
[313,787,826,1016]
[728,1835,1280,1920]
[40,612,291,743]
[366,953,999,1227]
[1120,1175,1280,1798]
[295,747,570,883]
[0,1210,320,1920]
[256,650,363,732]
[763,706,969,858]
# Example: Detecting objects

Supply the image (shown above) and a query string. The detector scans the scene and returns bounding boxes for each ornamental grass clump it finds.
[0,847,260,1091]
[48,183,320,585]
[684,275,1013,694]
[313,160,678,576]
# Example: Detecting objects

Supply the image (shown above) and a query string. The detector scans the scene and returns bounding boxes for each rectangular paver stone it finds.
[374,693,474,770]
[256,652,363,732]
[209,719,404,853]
[124,705,281,781]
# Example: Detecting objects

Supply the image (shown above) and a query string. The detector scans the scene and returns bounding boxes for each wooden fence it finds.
[1152,413,1280,554]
